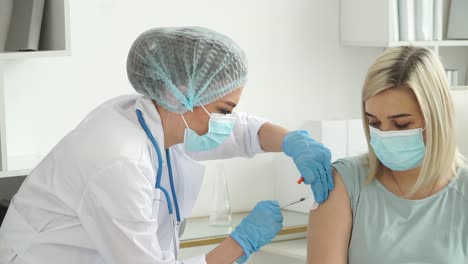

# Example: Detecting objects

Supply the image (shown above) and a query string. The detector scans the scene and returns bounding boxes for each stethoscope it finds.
[136,109,186,260]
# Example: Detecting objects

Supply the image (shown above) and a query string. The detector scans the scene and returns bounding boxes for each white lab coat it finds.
[0,95,268,264]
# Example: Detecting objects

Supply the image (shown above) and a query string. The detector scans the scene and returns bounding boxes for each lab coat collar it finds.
[134,96,166,152]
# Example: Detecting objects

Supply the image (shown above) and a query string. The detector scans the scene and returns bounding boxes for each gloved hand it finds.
[230,201,283,263]
[282,130,334,203]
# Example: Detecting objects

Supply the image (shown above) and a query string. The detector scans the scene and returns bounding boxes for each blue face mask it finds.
[369,126,426,171]
[181,106,235,152]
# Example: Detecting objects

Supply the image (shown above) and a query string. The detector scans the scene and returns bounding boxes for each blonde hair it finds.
[362,46,464,194]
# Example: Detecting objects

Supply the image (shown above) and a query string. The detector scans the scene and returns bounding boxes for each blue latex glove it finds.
[282,130,334,203]
[230,201,283,263]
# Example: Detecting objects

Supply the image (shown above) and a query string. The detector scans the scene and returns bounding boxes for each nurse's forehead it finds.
[215,88,243,105]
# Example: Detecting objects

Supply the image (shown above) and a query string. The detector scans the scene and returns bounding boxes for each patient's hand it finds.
[307,169,352,264]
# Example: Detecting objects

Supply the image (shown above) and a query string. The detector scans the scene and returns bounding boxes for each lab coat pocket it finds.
[152,188,173,227]
[152,188,175,252]
[152,189,166,216]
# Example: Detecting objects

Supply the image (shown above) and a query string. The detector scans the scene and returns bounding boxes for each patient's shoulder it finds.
[453,164,468,200]
[332,155,369,209]
[332,155,369,183]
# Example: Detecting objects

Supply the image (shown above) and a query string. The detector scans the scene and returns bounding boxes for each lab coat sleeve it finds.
[186,112,269,160]
[76,159,207,264]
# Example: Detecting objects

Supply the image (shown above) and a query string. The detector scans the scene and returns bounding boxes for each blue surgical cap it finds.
[127,27,248,114]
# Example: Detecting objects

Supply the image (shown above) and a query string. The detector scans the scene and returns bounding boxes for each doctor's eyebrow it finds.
[222,101,237,108]
[365,112,412,119]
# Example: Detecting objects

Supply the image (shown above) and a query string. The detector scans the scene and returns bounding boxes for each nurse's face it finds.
[183,87,243,135]
[365,87,425,133]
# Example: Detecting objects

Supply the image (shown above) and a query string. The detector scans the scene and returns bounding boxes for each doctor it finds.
[0,27,333,264]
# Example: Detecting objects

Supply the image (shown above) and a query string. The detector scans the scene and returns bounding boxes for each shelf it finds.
[0,154,42,178]
[436,41,468,47]
[342,40,468,48]
[0,0,70,60]
[0,50,70,60]
[391,40,468,47]
[0,169,30,178]
[180,210,307,248]
[451,86,468,91]
[340,0,468,50]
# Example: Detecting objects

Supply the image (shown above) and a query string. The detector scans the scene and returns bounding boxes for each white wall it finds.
[2,0,382,216]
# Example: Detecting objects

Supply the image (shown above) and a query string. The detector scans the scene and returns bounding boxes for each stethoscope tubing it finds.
[136,109,183,259]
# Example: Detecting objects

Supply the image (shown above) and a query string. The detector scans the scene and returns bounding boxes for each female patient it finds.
[307,46,467,263]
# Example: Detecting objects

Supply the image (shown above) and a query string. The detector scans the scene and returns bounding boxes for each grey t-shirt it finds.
[333,156,468,264]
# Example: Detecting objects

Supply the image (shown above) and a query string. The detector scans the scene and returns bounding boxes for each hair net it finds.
[127,26,248,114]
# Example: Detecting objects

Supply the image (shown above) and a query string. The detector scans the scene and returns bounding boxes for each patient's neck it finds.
[391,167,420,190]
[387,167,448,200]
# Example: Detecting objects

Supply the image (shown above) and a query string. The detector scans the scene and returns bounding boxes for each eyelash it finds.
[218,109,232,115]
[395,123,410,129]
[369,121,410,129]
[369,121,380,128]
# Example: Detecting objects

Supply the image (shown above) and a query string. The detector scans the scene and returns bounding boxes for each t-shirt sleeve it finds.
[332,156,368,210]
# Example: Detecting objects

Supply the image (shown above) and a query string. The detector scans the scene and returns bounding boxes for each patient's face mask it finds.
[369,126,426,171]
[181,106,235,152]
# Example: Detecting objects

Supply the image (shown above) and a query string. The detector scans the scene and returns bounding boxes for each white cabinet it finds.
[0,0,70,177]
[341,0,468,89]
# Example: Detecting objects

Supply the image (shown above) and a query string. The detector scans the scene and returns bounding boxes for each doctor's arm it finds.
[257,122,289,152]
[188,112,334,203]
[206,237,244,263]
[307,169,352,264]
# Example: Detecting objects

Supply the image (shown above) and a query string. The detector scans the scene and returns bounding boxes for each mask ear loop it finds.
[181,106,211,130]
[180,114,190,129]
[201,105,211,116]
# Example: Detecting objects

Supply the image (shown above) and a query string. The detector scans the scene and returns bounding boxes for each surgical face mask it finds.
[369,126,426,171]
[181,106,235,152]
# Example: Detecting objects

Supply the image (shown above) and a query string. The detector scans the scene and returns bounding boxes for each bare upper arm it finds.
[307,168,353,264]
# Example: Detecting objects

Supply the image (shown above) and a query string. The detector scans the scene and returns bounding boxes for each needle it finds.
[280,196,309,209]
